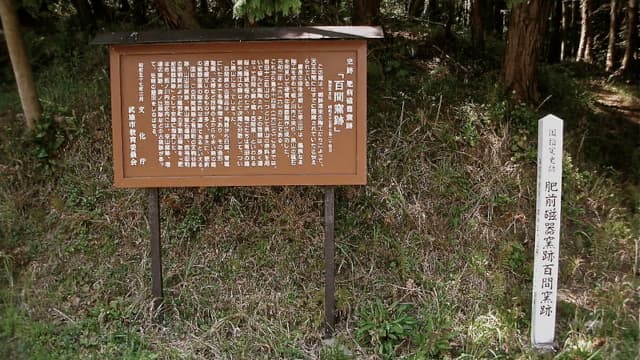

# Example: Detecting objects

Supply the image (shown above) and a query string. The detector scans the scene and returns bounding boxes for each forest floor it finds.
[0,23,638,360]
[591,80,640,124]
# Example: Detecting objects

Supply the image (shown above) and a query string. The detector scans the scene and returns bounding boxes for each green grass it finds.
[0,20,638,360]
[0,290,157,359]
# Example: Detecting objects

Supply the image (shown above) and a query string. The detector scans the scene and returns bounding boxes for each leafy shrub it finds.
[356,300,418,358]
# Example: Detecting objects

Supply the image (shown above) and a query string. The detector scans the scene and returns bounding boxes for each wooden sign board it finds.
[107,37,369,187]
[531,114,563,348]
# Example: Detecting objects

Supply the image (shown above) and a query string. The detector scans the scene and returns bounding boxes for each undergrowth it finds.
[0,19,637,360]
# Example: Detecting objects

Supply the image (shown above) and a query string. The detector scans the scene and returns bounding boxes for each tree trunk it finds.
[570,0,579,56]
[485,0,495,35]
[426,0,441,20]
[503,0,554,103]
[91,0,110,20]
[0,0,42,130]
[470,0,495,47]
[154,0,199,29]
[199,0,208,14]
[576,0,593,62]
[408,0,425,18]
[561,0,570,60]
[619,0,638,72]
[133,0,146,25]
[493,0,506,36]
[120,0,130,12]
[324,0,341,23]
[352,0,380,25]
[548,0,563,62]
[71,0,96,30]
[606,0,621,71]
[444,0,455,37]
[462,0,471,26]
[471,0,484,47]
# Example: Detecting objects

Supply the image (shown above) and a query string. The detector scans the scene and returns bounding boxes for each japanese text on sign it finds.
[531,114,564,347]
[110,40,367,187]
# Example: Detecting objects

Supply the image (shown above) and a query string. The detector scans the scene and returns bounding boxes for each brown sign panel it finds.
[109,40,367,187]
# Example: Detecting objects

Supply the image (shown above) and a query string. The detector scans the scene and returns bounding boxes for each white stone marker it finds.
[531,114,563,349]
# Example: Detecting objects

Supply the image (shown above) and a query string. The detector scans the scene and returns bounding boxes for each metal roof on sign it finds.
[92,26,384,45]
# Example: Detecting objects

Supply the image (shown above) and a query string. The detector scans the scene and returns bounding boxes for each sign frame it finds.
[108,39,368,188]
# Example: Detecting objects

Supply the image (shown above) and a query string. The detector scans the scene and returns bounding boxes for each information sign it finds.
[531,114,563,348]
[105,34,371,187]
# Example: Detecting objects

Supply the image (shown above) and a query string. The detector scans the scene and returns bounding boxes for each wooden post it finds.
[324,187,336,338]
[148,188,163,311]
[531,115,563,349]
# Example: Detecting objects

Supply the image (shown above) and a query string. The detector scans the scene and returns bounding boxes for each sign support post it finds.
[324,187,336,338]
[148,188,163,311]
[93,25,384,332]
[531,114,563,350]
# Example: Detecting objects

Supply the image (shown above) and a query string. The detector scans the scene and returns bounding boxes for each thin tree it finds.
[0,0,41,130]
[561,0,570,60]
[606,0,621,71]
[470,0,492,49]
[576,0,593,62]
[619,0,638,73]
[471,0,492,48]
[494,0,507,36]
[548,0,563,62]
[199,0,208,14]
[569,0,579,56]
[503,0,554,102]
[444,0,455,37]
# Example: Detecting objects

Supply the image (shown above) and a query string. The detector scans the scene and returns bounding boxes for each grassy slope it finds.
[0,24,638,359]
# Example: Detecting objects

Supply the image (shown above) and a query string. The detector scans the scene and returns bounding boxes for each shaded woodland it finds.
[2,0,639,131]
[0,0,638,359]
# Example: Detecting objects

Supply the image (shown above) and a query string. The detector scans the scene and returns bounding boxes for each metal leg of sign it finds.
[148,188,163,313]
[324,187,336,339]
